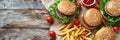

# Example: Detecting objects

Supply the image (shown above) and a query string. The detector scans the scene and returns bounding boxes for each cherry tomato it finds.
[77,2,81,7]
[75,20,80,26]
[49,30,56,38]
[97,0,101,3]
[46,16,53,23]
[94,3,100,9]
[113,26,119,32]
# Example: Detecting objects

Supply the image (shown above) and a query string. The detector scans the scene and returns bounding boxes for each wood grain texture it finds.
[0,0,52,40]
[0,9,51,28]
[0,0,45,9]
[0,28,49,40]
[0,9,50,40]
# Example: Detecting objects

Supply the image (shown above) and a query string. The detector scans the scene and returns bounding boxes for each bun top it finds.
[58,1,76,15]
[105,0,120,16]
[83,8,102,27]
[95,27,114,40]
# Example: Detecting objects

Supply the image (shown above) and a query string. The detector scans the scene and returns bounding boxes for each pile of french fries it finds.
[58,22,91,40]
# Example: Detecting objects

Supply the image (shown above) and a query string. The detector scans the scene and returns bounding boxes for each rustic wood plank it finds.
[0,0,45,9]
[0,9,51,40]
[0,28,49,40]
[0,9,51,28]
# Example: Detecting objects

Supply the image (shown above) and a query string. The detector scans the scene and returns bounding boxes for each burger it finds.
[100,0,120,23]
[57,1,76,15]
[81,8,102,29]
[56,1,76,18]
[95,27,114,40]
[105,0,120,17]
[49,0,79,23]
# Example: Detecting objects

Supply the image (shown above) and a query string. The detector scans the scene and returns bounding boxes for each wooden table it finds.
[0,0,51,40]
[0,9,51,40]
[0,0,120,40]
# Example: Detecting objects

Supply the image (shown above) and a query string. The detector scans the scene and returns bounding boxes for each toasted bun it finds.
[83,8,102,27]
[58,1,76,15]
[95,27,114,40]
[105,0,120,16]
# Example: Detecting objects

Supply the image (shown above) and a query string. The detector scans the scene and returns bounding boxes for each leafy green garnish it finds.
[94,25,103,32]
[49,0,80,23]
[100,0,120,23]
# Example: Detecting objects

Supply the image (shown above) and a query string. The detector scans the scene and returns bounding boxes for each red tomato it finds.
[46,16,53,23]
[49,30,56,38]
[94,3,100,9]
[75,20,80,26]
[97,0,101,3]
[77,2,81,7]
[102,20,108,26]
[113,26,119,32]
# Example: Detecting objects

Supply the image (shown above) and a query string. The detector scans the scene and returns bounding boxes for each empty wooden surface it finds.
[0,0,51,40]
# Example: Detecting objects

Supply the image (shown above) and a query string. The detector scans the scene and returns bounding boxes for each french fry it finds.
[79,37,83,40]
[58,22,91,40]
[59,24,67,31]
[62,29,68,32]
[85,29,92,36]
[67,33,70,40]
[76,38,79,40]
[71,35,74,40]
[61,35,67,40]
[74,25,79,29]
[77,28,85,36]
[81,35,89,40]
[79,36,83,40]
[75,29,81,37]
[75,26,82,37]
[58,28,75,36]
[61,22,73,32]
[70,36,72,40]
[65,22,74,29]
[81,31,87,35]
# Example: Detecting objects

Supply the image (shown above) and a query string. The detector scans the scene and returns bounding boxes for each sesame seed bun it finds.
[57,1,76,15]
[95,27,114,40]
[105,0,120,17]
[83,8,102,27]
